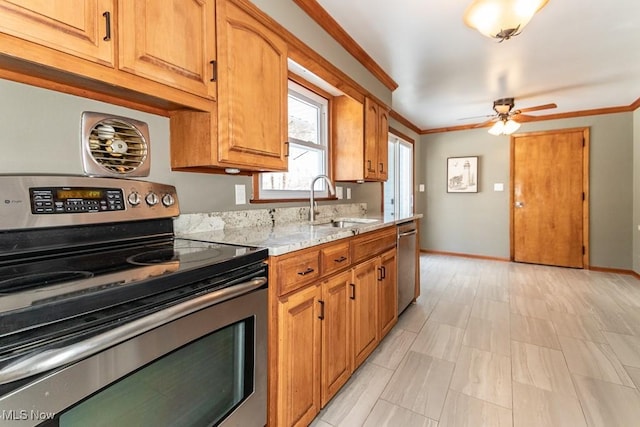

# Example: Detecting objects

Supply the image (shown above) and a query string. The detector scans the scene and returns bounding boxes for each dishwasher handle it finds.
[398,230,417,238]
[0,276,267,386]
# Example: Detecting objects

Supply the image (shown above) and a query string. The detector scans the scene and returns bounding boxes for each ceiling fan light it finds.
[488,120,505,135]
[464,0,549,41]
[503,119,521,134]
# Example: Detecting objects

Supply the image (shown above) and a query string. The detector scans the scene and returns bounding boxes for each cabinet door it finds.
[216,0,288,171]
[377,106,389,181]
[119,0,216,99]
[278,284,322,427]
[351,258,379,368]
[378,248,397,339]
[0,0,114,66]
[363,97,379,180]
[321,270,351,407]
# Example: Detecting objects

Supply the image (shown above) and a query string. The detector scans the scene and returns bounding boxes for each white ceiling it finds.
[315,0,640,131]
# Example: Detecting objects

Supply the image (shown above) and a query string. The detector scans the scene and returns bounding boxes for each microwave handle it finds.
[0,276,267,386]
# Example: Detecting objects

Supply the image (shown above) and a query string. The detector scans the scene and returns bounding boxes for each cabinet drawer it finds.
[321,241,351,275]
[351,227,396,264]
[277,250,320,296]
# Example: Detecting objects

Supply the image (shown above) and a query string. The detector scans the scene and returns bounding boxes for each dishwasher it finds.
[397,220,418,314]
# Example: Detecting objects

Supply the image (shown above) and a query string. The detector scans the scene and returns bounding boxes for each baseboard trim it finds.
[422,250,640,279]
[588,265,640,279]
[421,250,510,263]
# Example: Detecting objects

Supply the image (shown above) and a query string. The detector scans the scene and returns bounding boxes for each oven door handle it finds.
[0,276,267,386]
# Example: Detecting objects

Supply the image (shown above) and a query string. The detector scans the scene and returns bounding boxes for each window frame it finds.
[384,127,415,218]
[252,74,335,203]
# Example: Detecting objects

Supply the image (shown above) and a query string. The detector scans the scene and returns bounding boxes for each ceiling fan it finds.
[469,98,557,135]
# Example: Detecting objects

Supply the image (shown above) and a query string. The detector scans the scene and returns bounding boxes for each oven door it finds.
[0,285,267,427]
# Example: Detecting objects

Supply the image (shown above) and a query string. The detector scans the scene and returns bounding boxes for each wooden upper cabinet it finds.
[215,0,288,170]
[0,0,114,66]
[119,0,216,99]
[334,95,390,182]
[364,97,389,181]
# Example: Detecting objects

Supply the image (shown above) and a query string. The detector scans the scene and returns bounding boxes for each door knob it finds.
[515,201,524,208]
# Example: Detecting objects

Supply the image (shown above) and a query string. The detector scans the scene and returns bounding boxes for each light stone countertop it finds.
[177,209,422,256]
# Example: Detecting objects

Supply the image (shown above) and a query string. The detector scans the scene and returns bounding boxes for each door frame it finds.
[509,127,590,268]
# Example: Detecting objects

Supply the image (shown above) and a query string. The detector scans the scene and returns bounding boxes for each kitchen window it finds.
[256,80,330,200]
[384,131,414,218]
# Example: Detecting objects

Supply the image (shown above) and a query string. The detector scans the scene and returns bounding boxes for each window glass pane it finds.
[261,144,324,192]
[289,96,319,144]
[398,142,413,218]
[259,80,328,199]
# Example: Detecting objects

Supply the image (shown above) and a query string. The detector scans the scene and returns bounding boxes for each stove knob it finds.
[128,191,141,206]
[145,192,159,206]
[162,193,175,207]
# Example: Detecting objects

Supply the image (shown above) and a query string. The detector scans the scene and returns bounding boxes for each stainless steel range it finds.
[0,176,268,427]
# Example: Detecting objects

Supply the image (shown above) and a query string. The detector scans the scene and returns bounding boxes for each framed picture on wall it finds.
[447,156,478,193]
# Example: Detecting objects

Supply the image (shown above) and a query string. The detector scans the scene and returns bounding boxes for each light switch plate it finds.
[346,188,352,199]
[336,186,344,199]
[419,184,425,192]
[493,183,504,192]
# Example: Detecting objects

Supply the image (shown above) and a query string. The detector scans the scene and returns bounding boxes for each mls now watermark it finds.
[1,410,55,421]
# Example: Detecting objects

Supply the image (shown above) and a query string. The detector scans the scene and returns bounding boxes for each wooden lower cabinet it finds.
[377,248,398,339]
[273,228,398,426]
[351,257,379,369]
[277,284,322,427]
[320,270,352,406]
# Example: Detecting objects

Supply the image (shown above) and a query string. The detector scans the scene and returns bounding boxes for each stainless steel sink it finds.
[313,218,380,228]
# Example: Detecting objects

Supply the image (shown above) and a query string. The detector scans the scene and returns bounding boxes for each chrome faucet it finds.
[309,174,336,222]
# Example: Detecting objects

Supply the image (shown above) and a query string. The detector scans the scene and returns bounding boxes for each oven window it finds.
[56,317,255,427]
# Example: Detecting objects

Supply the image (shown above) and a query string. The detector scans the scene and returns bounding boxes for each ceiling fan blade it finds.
[473,118,496,128]
[458,113,494,121]
[516,103,557,113]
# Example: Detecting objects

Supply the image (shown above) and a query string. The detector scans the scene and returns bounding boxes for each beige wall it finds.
[419,112,635,270]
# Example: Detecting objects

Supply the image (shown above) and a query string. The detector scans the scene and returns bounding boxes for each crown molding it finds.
[389,110,421,134]
[292,0,398,92]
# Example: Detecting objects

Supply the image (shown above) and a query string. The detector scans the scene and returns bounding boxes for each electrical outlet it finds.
[346,188,352,199]
[419,184,425,192]
[336,186,344,199]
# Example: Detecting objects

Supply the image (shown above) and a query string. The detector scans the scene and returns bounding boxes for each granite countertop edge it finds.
[178,214,423,256]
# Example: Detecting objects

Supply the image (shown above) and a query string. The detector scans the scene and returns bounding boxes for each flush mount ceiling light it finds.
[464,0,549,41]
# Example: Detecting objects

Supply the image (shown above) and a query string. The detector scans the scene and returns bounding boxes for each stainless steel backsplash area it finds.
[0,78,380,215]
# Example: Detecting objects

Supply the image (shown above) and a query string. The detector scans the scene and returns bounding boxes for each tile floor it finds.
[310,254,640,427]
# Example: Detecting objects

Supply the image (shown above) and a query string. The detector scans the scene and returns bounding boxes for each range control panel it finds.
[0,175,180,230]
[30,187,126,214]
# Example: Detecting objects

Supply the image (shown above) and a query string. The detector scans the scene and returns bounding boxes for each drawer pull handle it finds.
[379,162,385,173]
[318,300,325,320]
[297,267,315,276]
[350,283,356,300]
[367,159,373,172]
[334,256,347,263]
[102,11,111,41]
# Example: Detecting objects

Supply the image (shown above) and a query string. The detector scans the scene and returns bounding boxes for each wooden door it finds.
[216,0,288,171]
[351,258,378,368]
[0,0,114,66]
[377,248,397,339]
[511,128,589,268]
[119,0,216,98]
[320,270,351,407]
[277,284,321,427]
